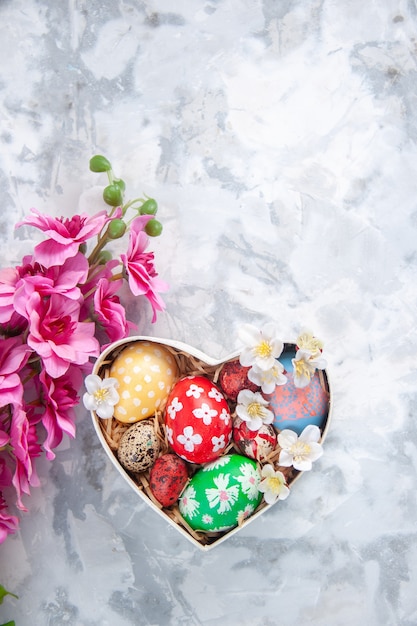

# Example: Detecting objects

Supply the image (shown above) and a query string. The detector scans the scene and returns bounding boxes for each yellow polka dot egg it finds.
[109,341,179,424]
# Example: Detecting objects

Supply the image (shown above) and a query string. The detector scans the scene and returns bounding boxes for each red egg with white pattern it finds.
[164,375,232,464]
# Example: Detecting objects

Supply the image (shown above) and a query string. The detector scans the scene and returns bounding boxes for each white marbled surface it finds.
[1,0,417,624]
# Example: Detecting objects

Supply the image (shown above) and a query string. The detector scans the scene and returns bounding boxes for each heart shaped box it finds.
[90,336,332,551]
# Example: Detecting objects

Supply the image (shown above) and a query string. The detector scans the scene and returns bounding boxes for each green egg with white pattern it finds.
[179,454,262,532]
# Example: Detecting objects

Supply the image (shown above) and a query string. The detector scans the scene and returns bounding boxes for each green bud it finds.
[145,219,163,237]
[89,155,112,172]
[113,178,126,192]
[107,219,127,239]
[139,198,158,215]
[97,250,113,264]
[103,183,123,207]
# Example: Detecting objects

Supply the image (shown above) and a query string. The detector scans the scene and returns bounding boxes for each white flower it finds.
[211,434,227,453]
[186,383,204,398]
[166,425,174,445]
[205,473,240,514]
[278,425,323,471]
[248,362,287,394]
[237,503,255,525]
[292,349,327,388]
[208,387,223,402]
[177,426,203,452]
[202,513,213,525]
[83,374,119,419]
[296,330,323,359]
[168,397,183,419]
[238,323,284,372]
[192,402,218,425]
[236,463,261,500]
[258,464,290,504]
[179,485,200,519]
[236,389,274,431]
[219,408,231,425]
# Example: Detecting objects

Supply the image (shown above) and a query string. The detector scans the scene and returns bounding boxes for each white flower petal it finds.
[96,403,116,419]
[278,450,293,467]
[82,392,97,411]
[270,338,284,359]
[292,458,313,472]
[84,374,102,394]
[239,348,255,368]
[278,429,298,449]
[279,485,290,500]
[307,442,324,462]
[299,425,321,444]
[246,416,263,431]
[263,490,278,505]
[237,388,256,404]
[261,464,275,478]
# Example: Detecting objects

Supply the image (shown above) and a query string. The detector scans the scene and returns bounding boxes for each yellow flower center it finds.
[255,340,272,359]
[298,334,323,356]
[290,441,311,463]
[93,388,110,405]
[247,402,265,418]
[294,358,311,380]
[267,476,284,494]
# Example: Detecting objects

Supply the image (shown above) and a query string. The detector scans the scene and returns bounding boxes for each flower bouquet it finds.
[0,155,167,543]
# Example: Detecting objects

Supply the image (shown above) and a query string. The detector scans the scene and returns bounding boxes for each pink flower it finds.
[0,266,21,323]
[0,253,89,332]
[39,368,82,460]
[10,406,41,511]
[26,292,99,378]
[0,455,13,489]
[16,208,111,267]
[120,216,168,322]
[93,277,135,343]
[0,337,29,409]
[79,259,119,319]
[12,253,89,320]
[0,493,19,544]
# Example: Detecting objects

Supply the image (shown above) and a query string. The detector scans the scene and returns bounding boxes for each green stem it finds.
[122,197,144,213]
[87,231,110,266]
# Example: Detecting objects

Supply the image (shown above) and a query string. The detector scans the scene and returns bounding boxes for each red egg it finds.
[233,417,277,461]
[164,375,232,464]
[149,454,189,508]
[218,359,259,401]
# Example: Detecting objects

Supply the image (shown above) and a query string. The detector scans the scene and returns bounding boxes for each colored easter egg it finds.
[149,453,189,508]
[164,375,232,464]
[117,420,160,473]
[179,454,262,532]
[110,341,178,423]
[218,359,259,401]
[265,349,329,435]
[233,417,277,460]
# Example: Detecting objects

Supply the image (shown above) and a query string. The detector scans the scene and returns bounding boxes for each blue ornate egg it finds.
[265,348,329,435]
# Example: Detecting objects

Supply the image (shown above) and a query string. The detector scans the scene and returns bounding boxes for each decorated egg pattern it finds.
[149,453,189,508]
[110,341,178,423]
[117,420,160,473]
[265,349,329,435]
[218,359,259,401]
[179,454,262,531]
[233,417,277,460]
[164,376,232,464]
